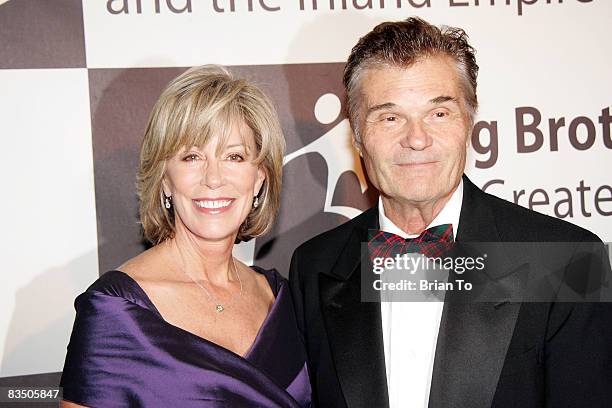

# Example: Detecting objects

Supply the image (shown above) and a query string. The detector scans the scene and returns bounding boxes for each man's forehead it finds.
[361,60,463,107]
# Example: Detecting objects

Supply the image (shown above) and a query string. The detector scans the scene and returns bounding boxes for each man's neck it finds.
[380,189,457,235]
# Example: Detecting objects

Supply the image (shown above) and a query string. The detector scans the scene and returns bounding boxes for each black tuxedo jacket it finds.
[289,176,612,408]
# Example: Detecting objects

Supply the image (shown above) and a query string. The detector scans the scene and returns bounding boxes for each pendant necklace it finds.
[182,257,243,313]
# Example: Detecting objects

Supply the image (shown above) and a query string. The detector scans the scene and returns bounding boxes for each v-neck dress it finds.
[60,267,312,407]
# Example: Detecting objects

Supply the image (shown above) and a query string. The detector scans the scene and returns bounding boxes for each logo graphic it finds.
[283,92,368,219]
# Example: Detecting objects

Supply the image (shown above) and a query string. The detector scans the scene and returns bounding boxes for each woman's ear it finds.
[162,177,171,197]
[159,160,172,197]
[254,167,266,197]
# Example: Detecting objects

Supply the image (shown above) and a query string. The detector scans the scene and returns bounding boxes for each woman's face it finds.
[162,121,265,243]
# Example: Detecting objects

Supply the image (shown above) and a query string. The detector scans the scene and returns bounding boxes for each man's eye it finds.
[433,111,449,118]
[383,115,398,122]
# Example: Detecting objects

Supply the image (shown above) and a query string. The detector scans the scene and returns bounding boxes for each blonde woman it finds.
[60,66,311,407]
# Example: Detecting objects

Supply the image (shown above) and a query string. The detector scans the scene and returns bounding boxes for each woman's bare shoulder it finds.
[118,245,167,282]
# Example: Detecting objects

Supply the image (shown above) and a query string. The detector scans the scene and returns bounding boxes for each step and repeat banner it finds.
[1,0,610,388]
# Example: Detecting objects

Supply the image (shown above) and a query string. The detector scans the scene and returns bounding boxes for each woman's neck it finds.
[164,228,238,287]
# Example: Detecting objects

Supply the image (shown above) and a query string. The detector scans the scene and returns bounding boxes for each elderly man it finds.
[289,17,611,408]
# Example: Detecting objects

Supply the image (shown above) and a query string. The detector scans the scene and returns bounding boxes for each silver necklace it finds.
[183,257,243,313]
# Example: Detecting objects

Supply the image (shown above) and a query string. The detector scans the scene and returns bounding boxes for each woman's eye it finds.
[227,153,244,162]
[182,153,200,161]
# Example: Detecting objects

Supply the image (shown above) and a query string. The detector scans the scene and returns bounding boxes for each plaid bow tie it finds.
[368,224,454,261]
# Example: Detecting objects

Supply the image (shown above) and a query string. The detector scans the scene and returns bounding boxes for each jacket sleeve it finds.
[545,237,612,406]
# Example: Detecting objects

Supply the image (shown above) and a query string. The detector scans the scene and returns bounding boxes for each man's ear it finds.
[352,136,363,157]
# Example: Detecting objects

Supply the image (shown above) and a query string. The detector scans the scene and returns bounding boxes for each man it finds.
[289,17,612,408]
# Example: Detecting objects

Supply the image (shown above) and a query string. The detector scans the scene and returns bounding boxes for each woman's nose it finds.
[201,159,224,189]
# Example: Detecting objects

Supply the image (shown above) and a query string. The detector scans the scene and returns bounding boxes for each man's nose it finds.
[400,119,432,150]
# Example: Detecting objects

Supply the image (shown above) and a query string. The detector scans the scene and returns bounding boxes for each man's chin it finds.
[383,186,440,205]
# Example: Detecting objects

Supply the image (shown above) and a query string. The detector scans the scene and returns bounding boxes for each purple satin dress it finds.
[60,267,312,407]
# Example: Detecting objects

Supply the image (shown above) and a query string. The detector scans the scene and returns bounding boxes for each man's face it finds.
[356,56,471,208]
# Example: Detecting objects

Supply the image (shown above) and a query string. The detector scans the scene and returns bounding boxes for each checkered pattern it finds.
[367,225,454,261]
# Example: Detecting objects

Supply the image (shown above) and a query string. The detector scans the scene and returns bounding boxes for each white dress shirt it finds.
[378,180,463,408]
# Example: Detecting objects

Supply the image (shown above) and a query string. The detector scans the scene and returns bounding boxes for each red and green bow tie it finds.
[367,224,454,261]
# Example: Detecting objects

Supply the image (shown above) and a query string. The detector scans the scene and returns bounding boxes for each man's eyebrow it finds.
[430,95,459,105]
[365,96,459,116]
[365,102,397,116]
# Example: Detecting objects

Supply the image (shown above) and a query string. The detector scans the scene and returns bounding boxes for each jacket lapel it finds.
[429,176,525,408]
[319,208,390,408]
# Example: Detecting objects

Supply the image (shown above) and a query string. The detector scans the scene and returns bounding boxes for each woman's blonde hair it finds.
[138,65,285,244]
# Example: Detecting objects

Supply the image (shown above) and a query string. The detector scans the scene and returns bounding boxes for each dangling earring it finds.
[164,195,172,209]
[253,196,259,208]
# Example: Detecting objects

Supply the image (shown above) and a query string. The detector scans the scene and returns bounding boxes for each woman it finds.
[60,66,311,407]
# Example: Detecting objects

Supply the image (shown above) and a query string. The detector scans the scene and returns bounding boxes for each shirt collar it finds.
[378,179,463,239]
